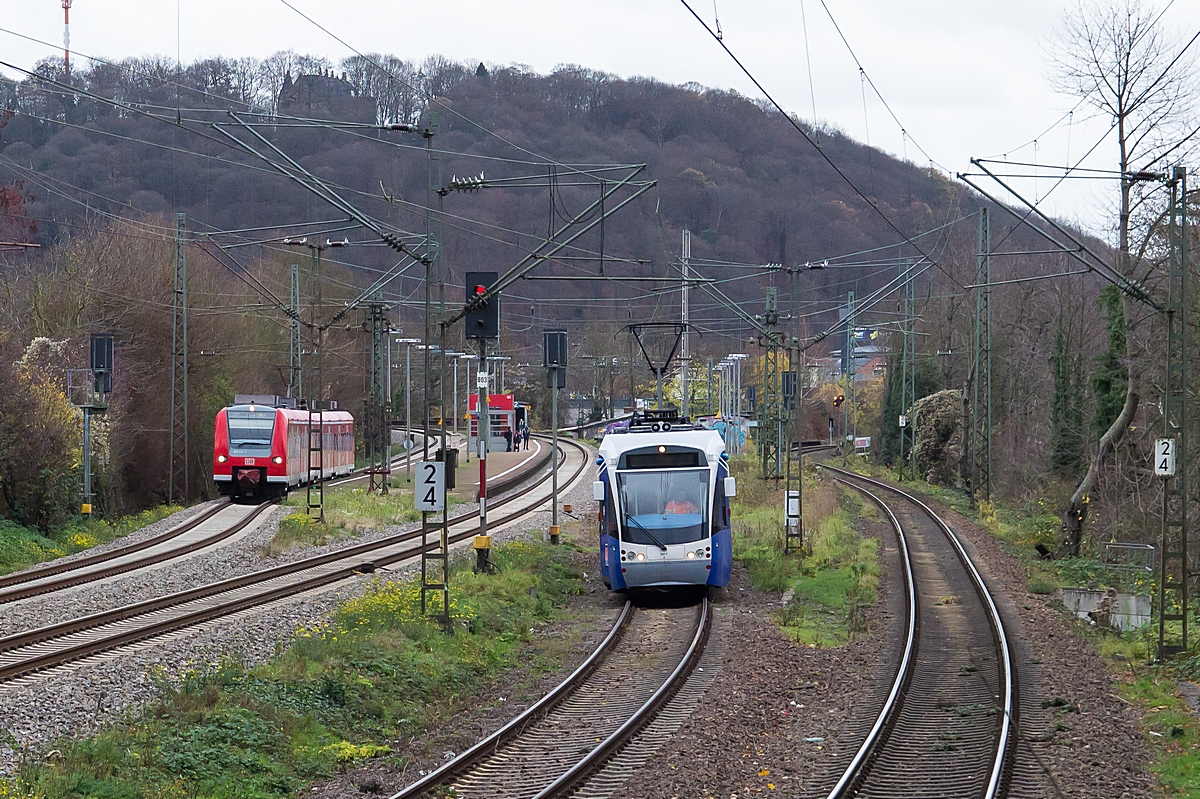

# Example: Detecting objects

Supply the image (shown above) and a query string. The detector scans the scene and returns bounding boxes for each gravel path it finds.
[0,467,593,774]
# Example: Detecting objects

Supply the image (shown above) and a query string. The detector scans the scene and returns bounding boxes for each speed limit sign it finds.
[414,461,446,511]
[1155,438,1177,477]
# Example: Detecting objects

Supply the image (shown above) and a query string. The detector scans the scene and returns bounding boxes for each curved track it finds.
[0,501,235,601]
[0,437,588,684]
[820,464,1016,799]
[390,597,711,799]
[0,434,443,604]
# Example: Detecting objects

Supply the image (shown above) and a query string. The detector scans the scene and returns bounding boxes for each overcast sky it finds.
[1,0,1197,240]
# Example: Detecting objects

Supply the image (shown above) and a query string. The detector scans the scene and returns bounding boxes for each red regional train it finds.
[213,399,355,500]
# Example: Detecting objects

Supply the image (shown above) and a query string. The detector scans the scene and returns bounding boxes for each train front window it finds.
[616,469,709,546]
[226,408,275,450]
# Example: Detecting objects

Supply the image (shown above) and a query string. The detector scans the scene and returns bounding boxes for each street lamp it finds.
[415,344,443,462]
[487,355,512,393]
[729,354,749,456]
[444,352,465,437]
[458,353,479,460]
[394,337,421,480]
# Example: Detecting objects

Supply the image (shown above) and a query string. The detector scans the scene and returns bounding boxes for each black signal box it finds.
[465,271,500,339]
[544,330,567,388]
[90,333,113,394]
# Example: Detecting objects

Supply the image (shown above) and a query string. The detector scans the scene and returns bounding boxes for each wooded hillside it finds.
[1,51,1140,543]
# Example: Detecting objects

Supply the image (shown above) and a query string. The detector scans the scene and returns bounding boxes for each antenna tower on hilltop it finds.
[62,0,72,77]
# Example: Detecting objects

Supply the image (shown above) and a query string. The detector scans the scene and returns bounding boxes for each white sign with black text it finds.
[1155,438,1177,477]
[414,461,446,512]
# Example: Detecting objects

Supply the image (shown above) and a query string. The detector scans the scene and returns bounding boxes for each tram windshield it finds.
[226,407,275,449]
[616,468,710,546]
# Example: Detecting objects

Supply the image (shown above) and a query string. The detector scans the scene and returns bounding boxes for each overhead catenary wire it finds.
[676,0,963,292]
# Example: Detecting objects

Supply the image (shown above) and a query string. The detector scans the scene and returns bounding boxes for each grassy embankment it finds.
[0,507,182,577]
[2,536,586,799]
[729,455,880,647]
[270,485,465,556]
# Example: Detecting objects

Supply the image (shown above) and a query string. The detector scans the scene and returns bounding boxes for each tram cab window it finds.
[616,469,710,545]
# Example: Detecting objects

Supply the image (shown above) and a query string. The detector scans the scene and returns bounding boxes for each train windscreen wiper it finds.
[624,515,668,551]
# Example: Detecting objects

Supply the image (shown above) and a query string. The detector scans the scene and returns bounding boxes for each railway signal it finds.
[544,330,568,544]
[465,272,500,339]
[69,333,112,515]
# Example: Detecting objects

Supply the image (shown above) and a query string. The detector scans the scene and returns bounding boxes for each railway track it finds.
[0,434,441,605]
[818,464,1016,798]
[391,597,711,799]
[0,437,586,685]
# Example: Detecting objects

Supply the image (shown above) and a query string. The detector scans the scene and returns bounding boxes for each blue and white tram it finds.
[594,411,735,590]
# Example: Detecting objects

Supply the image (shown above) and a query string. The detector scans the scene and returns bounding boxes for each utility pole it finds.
[757,286,783,480]
[846,291,856,453]
[306,243,325,522]
[681,228,691,419]
[289,264,302,400]
[785,262,803,553]
[420,111,450,629]
[365,303,390,493]
[169,213,188,505]
[707,357,714,416]
[972,211,993,502]
[901,261,916,480]
[1159,166,1189,660]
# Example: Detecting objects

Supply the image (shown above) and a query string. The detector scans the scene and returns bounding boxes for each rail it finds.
[820,463,1015,798]
[0,500,231,592]
[389,601,636,799]
[824,477,918,798]
[0,438,589,683]
[0,502,265,604]
[388,597,711,799]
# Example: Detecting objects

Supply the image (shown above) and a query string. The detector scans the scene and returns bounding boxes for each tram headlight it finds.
[686,550,696,559]
[695,549,707,559]
[217,455,227,463]
[272,456,284,464]
[635,552,646,561]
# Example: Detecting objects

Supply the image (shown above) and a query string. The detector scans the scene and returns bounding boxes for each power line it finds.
[676,0,962,291]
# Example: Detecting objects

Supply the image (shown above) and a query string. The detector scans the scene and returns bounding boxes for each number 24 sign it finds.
[414,461,445,512]
[1155,438,1177,477]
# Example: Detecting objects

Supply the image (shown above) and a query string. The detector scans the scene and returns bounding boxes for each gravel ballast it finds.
[0,467,594,774]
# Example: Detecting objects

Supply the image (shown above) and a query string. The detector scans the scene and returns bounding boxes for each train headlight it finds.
[695,549,708,559]
[272,456,283,464]
[686,550,696,559]
[635,552,646,561]
[217,455,227,463]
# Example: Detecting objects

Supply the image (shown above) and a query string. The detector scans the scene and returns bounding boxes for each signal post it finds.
[465,272,500,571]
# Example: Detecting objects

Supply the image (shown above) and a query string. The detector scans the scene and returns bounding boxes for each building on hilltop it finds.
[278,71,376,124]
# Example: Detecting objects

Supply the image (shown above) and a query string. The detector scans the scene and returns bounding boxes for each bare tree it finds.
[1049,0,1196,554]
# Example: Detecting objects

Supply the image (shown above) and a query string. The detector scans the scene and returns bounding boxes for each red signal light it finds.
[474,285,486,296]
